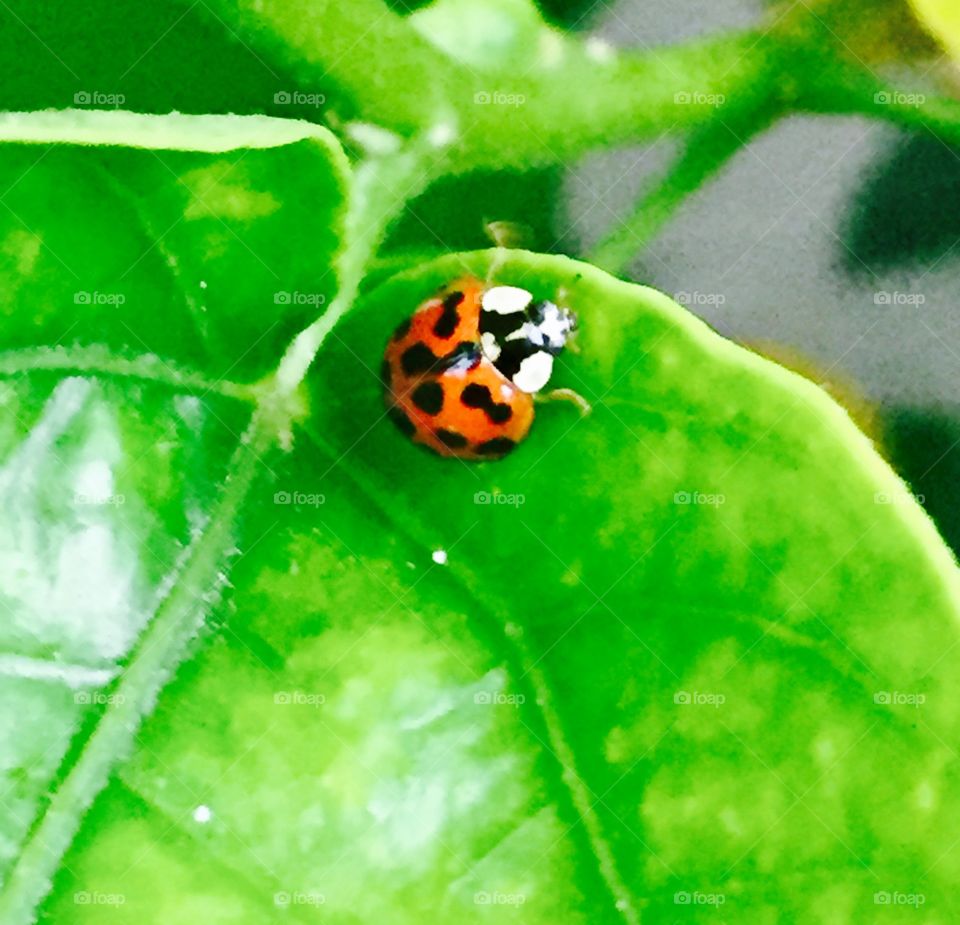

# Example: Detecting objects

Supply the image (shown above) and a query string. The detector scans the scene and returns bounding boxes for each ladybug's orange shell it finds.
[383,277,535,460]
[395,275,484,356]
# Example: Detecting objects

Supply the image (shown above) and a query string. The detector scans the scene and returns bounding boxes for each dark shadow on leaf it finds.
[384,0,605,27]
[534,0,607,29]
[842,132,960,276]
[383,0,432,12]
[882,405,960,556]
[0,0,333,119]
[383,168,566,254]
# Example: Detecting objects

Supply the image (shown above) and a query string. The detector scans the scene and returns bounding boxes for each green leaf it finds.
[0,110,349,923]
[0,0,299,116]
[0,110,349,382]
[17,244,960,923]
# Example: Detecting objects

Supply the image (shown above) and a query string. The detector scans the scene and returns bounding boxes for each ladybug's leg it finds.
[534,388,592,416]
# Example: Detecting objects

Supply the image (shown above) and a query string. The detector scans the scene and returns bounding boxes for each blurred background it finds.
[3,0,959,547]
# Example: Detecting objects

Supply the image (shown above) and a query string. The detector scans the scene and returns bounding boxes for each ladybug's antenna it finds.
[484,220,532,249]
[483,220,534,284]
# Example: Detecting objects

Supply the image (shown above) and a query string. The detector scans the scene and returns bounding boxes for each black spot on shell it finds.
[392,318,411,341]
[460,383,490,408]
[433,291,464,339]
[460,382,513,424]
[435,428,469,449]
[487,403,513,425]
[388,406,416,437]
[401,342,438,376]
[412,381,444,415]
[401,341,480,377]
[475,437,517,456]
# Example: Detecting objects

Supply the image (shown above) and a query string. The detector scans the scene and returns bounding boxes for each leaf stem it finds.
[0,346,256,401]
[587,112,774,276]
[588,57,785,276]
[797,54,960,148]
[274,136,447,395]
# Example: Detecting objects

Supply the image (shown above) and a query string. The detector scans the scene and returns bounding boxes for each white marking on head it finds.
[482,286,532,315]
[432,549,448,565]
[513,351,554,393]
[505,324,534,343]
[538,307,573,349]
[480,330,501,361]
[540,314,570,347]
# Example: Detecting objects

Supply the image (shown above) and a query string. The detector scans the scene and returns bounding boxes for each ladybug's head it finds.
[480,285,577,394]
[526,298,577,355]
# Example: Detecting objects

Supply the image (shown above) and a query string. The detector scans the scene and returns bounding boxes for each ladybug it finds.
[382,276,577,459]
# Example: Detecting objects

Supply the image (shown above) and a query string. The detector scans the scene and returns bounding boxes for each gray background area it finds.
[575,0,957,410]
[566,116,948,405]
